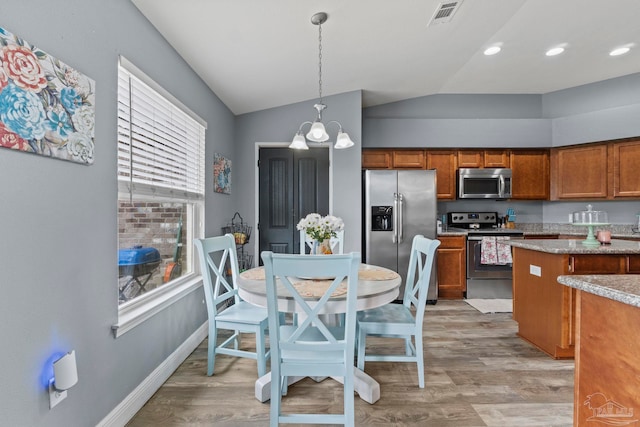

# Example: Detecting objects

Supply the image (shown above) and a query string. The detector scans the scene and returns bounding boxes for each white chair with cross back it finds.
[356,234,440,388]
[194,234,269,377]
[261,251,360,427]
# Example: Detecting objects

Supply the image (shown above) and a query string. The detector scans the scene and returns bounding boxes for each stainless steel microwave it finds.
[458,168,512,199]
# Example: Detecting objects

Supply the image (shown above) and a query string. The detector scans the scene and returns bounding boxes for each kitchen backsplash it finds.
[438,200,640,225]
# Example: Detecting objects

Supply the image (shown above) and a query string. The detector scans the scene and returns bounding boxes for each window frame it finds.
[113,57,206,337]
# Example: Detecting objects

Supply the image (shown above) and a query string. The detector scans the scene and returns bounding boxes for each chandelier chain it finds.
[317,22,323,104]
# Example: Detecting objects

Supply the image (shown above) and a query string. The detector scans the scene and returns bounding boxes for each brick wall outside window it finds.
[117,201,187,297]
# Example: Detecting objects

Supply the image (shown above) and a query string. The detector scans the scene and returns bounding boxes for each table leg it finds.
[254,372,306,402]
[254,368,380,404]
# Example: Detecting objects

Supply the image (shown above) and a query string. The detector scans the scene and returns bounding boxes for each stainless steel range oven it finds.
[447,211,524,299]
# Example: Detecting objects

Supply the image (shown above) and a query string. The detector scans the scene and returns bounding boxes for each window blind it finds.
[117,64,205,200]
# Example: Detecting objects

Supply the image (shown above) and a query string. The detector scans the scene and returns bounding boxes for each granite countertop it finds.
[557,275,640,308]
[437,223,640,239]
[508,238,640,254]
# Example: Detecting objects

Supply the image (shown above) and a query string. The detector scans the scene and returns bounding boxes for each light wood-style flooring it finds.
[127,300,574,426]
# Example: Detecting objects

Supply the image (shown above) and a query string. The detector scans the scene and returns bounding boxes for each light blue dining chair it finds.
[261,251,360,427]
[356,235,440,388]
[194,234,269,377]
[299,229,344,254]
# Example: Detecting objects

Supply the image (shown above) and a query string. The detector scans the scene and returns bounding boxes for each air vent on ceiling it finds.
[428,1,464,26]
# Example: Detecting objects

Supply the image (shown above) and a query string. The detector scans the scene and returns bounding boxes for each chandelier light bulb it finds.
[306,121,329,142]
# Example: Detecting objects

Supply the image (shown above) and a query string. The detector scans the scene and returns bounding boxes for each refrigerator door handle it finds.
[393,193,398,243]
[398,193,404,243]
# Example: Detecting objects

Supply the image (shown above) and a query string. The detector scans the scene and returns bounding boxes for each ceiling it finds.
[132,0,640,115]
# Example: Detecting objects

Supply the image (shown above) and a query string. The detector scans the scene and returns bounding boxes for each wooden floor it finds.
[127,300,574,426]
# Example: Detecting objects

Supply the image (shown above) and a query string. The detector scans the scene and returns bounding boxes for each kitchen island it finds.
[556,275,640,426]
[508,238,640,359]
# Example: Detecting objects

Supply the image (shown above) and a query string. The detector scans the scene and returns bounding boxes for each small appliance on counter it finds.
[571,204,609,246]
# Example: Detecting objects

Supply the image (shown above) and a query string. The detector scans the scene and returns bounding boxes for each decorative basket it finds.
[222,212,252,245]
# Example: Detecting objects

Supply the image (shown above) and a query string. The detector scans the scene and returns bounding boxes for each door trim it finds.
[254,142,334,263]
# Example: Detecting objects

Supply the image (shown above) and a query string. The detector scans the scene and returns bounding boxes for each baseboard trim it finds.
[97,321,208,427]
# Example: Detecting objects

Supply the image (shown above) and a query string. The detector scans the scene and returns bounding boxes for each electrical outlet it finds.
[49,379,67,409]
[529,264,542,277]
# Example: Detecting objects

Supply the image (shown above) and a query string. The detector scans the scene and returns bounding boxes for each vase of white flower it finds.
[297,213,344,255]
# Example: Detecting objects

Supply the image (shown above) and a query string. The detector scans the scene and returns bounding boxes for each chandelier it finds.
[289,12,355,150]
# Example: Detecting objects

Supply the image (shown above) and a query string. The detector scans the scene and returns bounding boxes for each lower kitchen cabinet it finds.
[436,235,466,299]
[573,291,640,425]
[512,246,640,359]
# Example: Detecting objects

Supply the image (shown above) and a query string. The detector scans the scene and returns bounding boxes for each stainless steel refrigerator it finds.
[363,169,438,303]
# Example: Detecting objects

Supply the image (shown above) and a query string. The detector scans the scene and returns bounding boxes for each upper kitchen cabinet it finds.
[550,143,608,200]
[457,149,510,168]
[510,149,549,200]
[610,139,640,198]
[362,149,426,169]
[392,149,426,168]
[362,149,391,169]
[427,150,457,200]
[457,150,483,168]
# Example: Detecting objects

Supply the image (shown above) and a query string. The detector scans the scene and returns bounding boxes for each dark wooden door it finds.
[258,147,329,259]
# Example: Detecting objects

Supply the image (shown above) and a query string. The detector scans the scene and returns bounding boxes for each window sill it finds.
[112,274,203,338]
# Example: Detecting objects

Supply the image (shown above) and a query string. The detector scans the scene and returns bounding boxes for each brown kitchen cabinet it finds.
[573,291,640,426]
[550,143,608,199]
[427,150,457,200]
[510,149,550,200]
[609,138,640,198]
[392,149,426,169]
[512,246,639,359]
[457,149,510,168]
[457,150,483,168]
[436,235,466,299]
[362,149,391,169]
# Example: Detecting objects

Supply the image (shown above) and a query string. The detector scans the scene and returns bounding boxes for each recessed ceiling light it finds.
[484,46,501,56]
[546,47,565,56]
[610,47,631,56]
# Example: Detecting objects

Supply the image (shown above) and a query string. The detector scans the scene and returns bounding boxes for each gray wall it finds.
[0,1,236,426]
[235,91,363,255]
[362,74,640,225]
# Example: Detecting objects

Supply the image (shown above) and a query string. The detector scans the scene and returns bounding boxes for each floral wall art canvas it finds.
[0,25,95,165]
[213,153,231,194]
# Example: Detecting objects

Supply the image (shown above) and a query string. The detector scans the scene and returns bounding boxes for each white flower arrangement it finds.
[296,213,344,242]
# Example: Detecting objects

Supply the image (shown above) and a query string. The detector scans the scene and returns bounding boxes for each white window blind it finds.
[117,62,205,200]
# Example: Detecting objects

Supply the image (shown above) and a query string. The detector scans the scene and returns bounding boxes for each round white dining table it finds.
[236,263,402,404]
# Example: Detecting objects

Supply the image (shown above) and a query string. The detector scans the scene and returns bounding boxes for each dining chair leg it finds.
[415,334,425,388]
[356,328,366,371]
[233,329,241,350]
[270,369,281,426]
[256,328,267,377]
[208,322,218,376]
[344,369,355,427]
[405,336,412,355]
